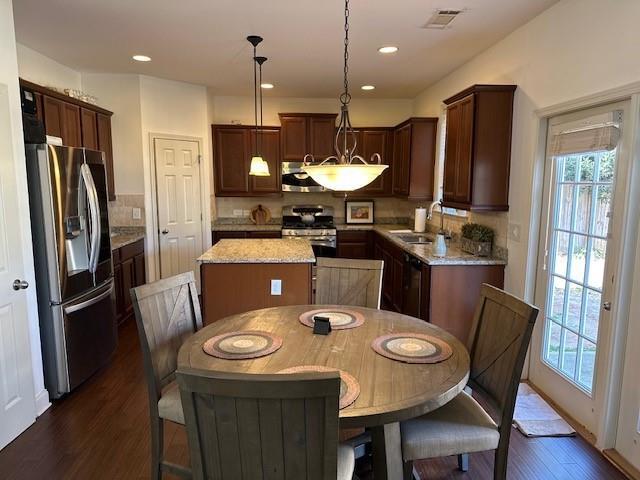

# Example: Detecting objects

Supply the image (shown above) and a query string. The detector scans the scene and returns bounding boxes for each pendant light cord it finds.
[259,60,264,155]
[341,0,350,106]
[253,45,258,155]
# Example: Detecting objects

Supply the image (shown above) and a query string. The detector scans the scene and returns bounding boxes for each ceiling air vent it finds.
[422,9,463,29]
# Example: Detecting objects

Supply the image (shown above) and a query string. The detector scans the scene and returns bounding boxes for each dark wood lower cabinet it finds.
[212,230,281,244]
[112,238,146,325]
[368,231,504,342]
[336,230,371,259]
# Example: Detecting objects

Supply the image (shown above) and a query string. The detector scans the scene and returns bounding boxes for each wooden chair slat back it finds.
[131,271,203,392]
[315,257,384,309]
[466,284,538,430]
[177,368,341,480]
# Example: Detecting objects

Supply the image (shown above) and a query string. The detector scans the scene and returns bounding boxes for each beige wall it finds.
[82,74,144,195]
[412,0,640,297]
[212,95,413,127]
[16,43,81,91]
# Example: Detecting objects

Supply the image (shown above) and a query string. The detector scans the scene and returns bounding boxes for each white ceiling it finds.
[13,0,557,99]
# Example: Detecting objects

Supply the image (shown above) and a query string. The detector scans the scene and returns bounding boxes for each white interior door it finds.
[154,137,203,285]
[530,102,627,434]
[0,84,36,449]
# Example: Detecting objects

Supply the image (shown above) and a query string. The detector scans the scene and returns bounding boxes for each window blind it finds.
[549,124,620,156]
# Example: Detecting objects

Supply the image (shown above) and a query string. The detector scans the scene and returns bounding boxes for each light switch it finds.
[132,207,141,220]
[508,223,521,242]
[271,279,282,295]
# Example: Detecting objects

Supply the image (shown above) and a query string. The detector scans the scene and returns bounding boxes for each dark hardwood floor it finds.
[0,320,626,480]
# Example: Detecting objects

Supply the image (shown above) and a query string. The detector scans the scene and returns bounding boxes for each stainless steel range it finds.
[281,205,336,257]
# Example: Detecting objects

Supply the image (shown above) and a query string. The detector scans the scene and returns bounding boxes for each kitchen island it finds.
[198,239,315,324]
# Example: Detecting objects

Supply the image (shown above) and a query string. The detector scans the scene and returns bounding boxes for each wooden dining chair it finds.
[131,271,203,479]
[176,367,356,480]
[400,284,539,480]
[315,257,384,308]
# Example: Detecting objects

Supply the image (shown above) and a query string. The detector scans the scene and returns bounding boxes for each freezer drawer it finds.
[58,281,117,394]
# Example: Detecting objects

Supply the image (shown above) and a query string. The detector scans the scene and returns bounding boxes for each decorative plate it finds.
[277,365,360,409]
[299,308,365,330]
[371,332,453,364]
[202,330,282,360]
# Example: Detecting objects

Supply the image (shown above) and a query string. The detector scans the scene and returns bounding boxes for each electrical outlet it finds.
[132,207,141,220]
[270,279,282,296]
[243,209,251,217]
[508,223,521,242]
[233,209,243,217]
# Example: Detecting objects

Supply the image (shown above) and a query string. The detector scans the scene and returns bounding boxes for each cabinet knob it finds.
[161,229,169,235]
[12,279,29,291]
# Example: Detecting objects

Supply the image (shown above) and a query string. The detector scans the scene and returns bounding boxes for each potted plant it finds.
[460,223,494,257]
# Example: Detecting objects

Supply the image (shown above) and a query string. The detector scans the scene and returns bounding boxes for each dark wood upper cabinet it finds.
[213,125,282,197]
[80,108,98,150]
[42,96,64,140]
[308,115,337,158]
[392,118,438,200]
[213,126,250,196]
[96,113,116,200]
[279,113,337,163]
[249,127,281,194]
[338,128,394,197]
[442,84,516,211]
[21,79,117,201]
[62,103,82,147]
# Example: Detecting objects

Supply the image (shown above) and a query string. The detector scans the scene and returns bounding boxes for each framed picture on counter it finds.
[345,200,374,224]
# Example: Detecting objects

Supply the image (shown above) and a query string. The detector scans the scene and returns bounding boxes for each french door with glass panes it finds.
[530,102,627,434]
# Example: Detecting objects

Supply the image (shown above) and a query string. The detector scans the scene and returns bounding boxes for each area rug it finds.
[513,383,576,437]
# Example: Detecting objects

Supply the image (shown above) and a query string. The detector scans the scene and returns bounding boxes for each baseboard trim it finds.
[603,449,640,480]
[34,389,51,416]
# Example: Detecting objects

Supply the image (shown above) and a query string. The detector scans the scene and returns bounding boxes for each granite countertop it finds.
[372,226,507,266]
[198,239,315,264]
[110,227,145,250]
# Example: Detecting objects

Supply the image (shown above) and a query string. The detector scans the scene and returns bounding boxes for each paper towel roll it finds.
[414,207,427,232]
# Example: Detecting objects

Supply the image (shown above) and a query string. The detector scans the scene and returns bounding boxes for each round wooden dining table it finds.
[178,305,470,480]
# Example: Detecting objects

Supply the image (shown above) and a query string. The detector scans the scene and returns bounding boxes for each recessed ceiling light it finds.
[132,55,151,62]
[361,85,375,91]
[260,83,274,89]
[378,46,398,54]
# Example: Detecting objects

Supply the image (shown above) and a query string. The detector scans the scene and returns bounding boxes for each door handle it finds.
[13,279,29,290]
[161,229,169,235]
[603,301,612,311]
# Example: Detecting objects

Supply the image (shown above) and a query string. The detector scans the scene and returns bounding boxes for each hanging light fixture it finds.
[302,0,387,191]
[247,35,270,177]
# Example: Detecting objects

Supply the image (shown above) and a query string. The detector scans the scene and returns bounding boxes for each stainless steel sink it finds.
[393,233,433,245]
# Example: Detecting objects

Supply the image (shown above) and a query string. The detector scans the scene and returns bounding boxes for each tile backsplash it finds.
[108,194,145,227]
[213,193,426,223]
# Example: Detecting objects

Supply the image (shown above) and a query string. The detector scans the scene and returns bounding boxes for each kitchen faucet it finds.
[427,200,445,233]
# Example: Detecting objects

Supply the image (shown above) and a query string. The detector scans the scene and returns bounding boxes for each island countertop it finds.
[198,239,315,264]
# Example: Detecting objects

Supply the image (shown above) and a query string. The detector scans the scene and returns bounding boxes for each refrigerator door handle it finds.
[64,283,114,314]
[80,163,101,274]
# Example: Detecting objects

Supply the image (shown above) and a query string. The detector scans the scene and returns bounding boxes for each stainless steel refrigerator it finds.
[26,144,117,399]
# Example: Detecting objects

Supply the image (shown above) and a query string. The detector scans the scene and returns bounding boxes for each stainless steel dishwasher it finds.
[403,253,423,318]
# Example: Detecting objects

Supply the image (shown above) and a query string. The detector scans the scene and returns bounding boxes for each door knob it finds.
[603,301,612,311]
[13,279,29,290]
[161,229,169,235]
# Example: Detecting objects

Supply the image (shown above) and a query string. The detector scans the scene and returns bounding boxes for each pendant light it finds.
[301,0,387,191]
[247,35,270,176]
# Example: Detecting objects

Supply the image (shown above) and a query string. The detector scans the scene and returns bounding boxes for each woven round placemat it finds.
[202,330,282,360]
[371,332,453,364]
[298,308,365,330]
[277,365,360,409]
